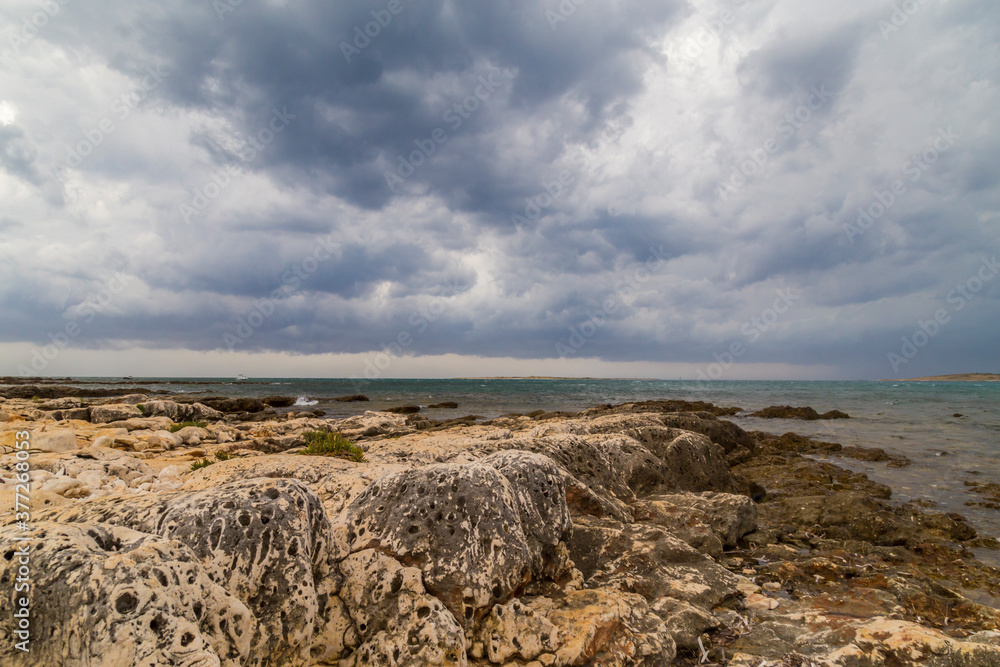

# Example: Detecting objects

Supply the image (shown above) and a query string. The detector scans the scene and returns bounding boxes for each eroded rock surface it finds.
[0,522,255,667]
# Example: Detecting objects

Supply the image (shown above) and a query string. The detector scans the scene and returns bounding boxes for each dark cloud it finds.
[0,0,997,378]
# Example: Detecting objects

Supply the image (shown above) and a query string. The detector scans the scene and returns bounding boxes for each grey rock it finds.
[40,478,352,666]
[339,549,466,666]
[90,404,143,423]
[139,400,223,423]
[0,521,255,667]
[344,461,565,628]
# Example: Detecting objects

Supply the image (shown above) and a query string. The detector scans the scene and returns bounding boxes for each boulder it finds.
[90,404,144,423]
[750,405,850,420]
[343,460,571,628]
[173,426,209,446]
[37,397,84,410]
[331,395,369,403]
[384,405,421,414]
[39,478,353,666]
[338,549,465,666]
[199,397,266,413]
[659,412,755,454]
[139,400,222,422]
[0,521,254,667]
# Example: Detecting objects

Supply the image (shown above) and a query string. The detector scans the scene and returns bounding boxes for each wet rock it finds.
[344,460,570,628]
[90,403,144,423]
[200,397,267,413]
[658,412,756,454]
[750,405,850,420]
[384,405,421,414]
[0,521,255,667]
[39,478,353,666]
[428,402,459,409]
[339,549,465,666]
[331,395,370,403]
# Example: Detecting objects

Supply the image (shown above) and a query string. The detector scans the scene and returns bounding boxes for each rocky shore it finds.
[1,389,999,666]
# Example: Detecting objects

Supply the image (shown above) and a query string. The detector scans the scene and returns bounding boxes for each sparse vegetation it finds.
[190,458,214,471]
[170,421,208,432]
[214,450,232,462]
[299,431,365,462]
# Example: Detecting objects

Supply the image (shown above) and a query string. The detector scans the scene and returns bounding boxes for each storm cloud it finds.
[0,0,997,379]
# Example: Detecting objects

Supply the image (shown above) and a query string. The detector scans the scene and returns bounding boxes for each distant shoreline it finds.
[453,376,660,380]
[882,373,1000,382]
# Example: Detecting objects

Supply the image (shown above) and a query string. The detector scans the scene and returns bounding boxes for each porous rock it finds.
[0,521,255,667]
[339,549,466,666]
[476,598,560,664]
[527,588,676,666]
[344,460,568,627]
[39,478,352,666]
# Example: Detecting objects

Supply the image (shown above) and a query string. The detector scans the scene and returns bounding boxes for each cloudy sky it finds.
[1,0,998,380]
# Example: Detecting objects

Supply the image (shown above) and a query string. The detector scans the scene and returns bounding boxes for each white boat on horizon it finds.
[236,374,248,381]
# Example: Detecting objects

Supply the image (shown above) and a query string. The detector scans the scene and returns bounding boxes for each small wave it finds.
[294,396,319,406]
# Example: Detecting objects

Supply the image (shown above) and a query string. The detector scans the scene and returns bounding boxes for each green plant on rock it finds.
[214,450,232,462]
[299,431,365,462]
[190,458,214,471]
[169,421,208,433]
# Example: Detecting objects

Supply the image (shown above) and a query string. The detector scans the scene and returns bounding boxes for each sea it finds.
[69,377,1000,548]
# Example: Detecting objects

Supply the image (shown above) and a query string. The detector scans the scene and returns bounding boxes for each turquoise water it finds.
[66,377,1000,539]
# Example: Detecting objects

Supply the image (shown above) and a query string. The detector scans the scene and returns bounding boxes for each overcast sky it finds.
[1,0,998,380]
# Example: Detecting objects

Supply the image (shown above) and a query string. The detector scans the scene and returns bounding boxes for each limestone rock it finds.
[567,516,739,609]
[344,461,561,627]
[659,412,756,454]
[647,492,758,548]
[29,428,79,453]
[139,400,223,423]
[820,617,1000,666]
[0,521,255,667]
[37,397,84,410]
[90,404,143,423]
[527,589,676,666]
[338,549,465,666]
[336,410,408,437]
[476,599,560,664]
[105,416,175,432]
[481,450,574,579]
[39,478,352,666]
[146,430,182,450]
[650,597,720,650]
[174,426,209,446]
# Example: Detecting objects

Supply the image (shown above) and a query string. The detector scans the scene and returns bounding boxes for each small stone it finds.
[762,581,781,592]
